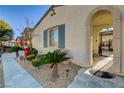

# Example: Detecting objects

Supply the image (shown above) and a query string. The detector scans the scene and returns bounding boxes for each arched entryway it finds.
[86,6,121,73]
[92,10,113,64]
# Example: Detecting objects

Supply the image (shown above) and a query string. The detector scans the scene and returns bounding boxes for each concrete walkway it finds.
[2,53,43,88]
[68,68,124,88]
[68,55,124,88]
[92,55,113,71]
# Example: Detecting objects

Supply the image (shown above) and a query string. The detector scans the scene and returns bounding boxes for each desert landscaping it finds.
[17,60,81,88]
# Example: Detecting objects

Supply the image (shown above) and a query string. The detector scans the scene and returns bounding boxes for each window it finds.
[49,28,59,47]
[43,24,65,48]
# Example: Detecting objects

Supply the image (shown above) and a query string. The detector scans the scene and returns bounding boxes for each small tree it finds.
[0,19,14,46]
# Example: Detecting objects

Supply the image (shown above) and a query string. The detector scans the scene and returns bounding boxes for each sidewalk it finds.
[0,60,4,88]
[2,53,43,88]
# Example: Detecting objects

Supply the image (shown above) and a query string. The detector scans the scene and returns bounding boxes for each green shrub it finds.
[31,49,70,67]
[26,54,35,61]
[30,48,38,56]
[31,58,42,67]
[26,48,38,61]
[31,54,47,67]
[6,48,12,53]
[7,46,23,53]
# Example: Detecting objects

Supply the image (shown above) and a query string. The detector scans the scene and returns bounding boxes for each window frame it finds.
[43,24,65,49]
[49,27,59,48]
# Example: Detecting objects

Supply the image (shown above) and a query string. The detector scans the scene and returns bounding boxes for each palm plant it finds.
[32,49,70,81]
[44,49,70,81]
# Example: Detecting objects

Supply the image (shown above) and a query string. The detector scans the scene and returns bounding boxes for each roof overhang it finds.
[32,5,63,32]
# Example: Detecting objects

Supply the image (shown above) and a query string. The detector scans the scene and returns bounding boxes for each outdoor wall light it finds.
[53,12,56,15]
[51,8,56,16]
[51,13,53,16]
[52,9,55,12]
[66,69,69,78]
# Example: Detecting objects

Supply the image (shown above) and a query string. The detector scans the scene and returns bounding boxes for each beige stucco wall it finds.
[32,5,124,74]
[118,6,124,73]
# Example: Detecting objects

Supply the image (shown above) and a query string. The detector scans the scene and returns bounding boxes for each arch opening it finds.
[86,6,121,73]
[92,10,113,65]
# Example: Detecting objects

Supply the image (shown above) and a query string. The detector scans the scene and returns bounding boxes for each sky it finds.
[0,5,50,38]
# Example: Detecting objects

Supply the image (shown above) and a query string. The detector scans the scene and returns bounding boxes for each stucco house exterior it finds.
[32,5,124,75]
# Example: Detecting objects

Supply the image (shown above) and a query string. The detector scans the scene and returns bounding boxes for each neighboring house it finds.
[21,27,32,47]
[15,36,24,47]
[32,5,124,75]
[2,39,16,46]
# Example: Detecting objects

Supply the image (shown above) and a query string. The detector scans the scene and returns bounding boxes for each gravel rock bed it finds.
[17,60,81,88]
